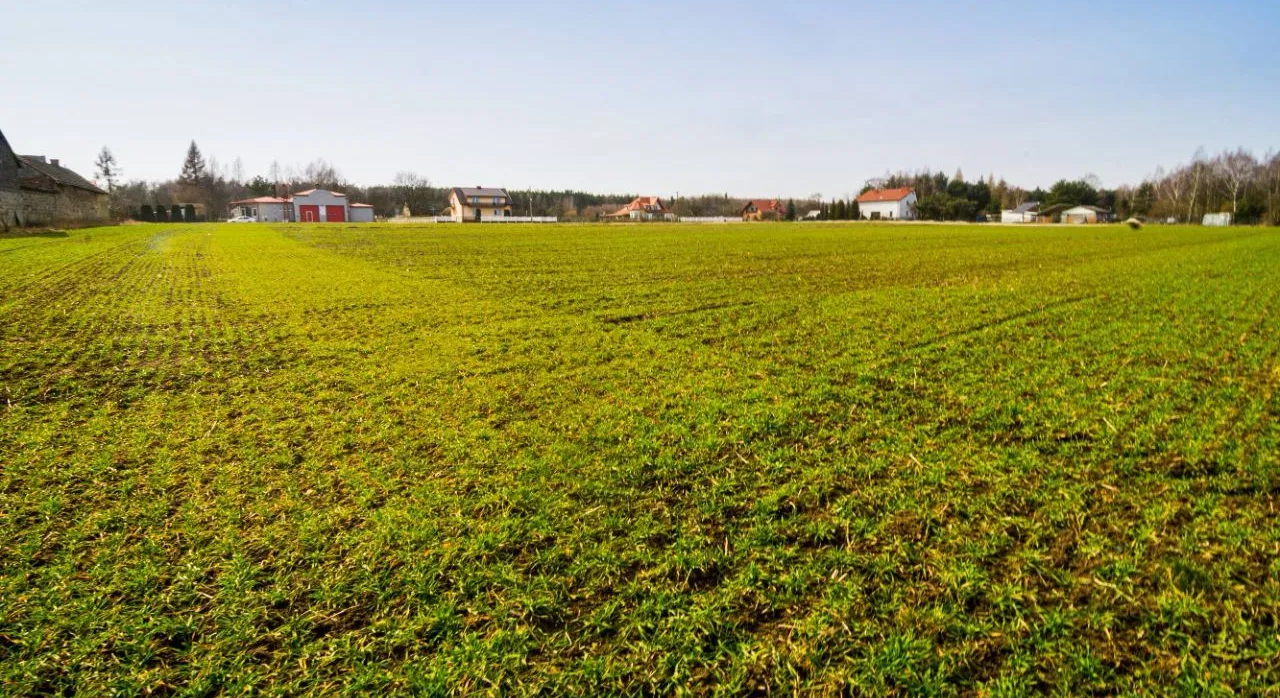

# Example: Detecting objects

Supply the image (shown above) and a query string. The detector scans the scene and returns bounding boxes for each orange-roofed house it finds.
[855,187,917,220]
[741,199,782,222]
[604,196,676,221]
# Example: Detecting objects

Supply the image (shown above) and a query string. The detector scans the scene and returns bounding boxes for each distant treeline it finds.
[97,142,1279,224]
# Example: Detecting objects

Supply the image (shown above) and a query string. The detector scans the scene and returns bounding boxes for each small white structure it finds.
[1062,205,1114,224]
[1203,212,1233,227]
[349,203,375,222]
[1001,201,1040,223]
[855,187,917,220]
[229,196,291,222]
[803,210,821,220]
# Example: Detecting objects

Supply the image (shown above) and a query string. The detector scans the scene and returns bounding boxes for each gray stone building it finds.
[0,129,22,230]
[0,127,109,228]
[18,155,109,226]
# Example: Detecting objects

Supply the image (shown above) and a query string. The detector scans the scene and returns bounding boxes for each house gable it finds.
[0,129,21,194]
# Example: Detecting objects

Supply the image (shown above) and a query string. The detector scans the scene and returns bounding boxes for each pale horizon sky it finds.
[4,0,1278,198]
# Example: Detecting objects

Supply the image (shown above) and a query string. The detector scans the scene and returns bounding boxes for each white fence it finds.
[679,216,744,224]
[390,216,559,224]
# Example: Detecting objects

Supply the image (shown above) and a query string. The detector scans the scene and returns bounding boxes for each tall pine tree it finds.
[179,141,206,185]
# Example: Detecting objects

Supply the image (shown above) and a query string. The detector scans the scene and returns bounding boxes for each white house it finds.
[230,196,292,222]
[856,187,917,220]
[1001,201,1040,223]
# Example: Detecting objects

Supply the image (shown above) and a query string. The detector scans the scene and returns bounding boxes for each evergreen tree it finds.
[785,199,797,221]
[179,141,206,185]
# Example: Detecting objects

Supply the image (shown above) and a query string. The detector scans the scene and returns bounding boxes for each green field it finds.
[1,222,1278,695]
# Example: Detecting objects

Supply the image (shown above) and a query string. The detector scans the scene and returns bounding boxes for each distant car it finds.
[227,216,255,223]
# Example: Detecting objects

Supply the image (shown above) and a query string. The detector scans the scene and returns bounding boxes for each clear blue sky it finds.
[3,0,1277,198]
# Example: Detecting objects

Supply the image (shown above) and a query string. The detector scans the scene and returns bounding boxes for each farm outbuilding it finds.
[349,203,375,222]
[0,129,109,228]
[228,188,375,223]
[0,129,21,230]
[293,189,348,223]
[1029,203,1069,222]
[1062,205,1114,224]
[856,188,917,220]
[1001,201,1040,223]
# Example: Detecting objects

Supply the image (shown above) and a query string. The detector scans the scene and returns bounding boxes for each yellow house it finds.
[448,187,513,222]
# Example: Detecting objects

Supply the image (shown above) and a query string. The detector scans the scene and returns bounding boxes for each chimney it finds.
[50,159,59,168]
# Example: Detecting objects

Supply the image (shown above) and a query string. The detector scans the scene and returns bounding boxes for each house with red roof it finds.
[855,187,917,221]
[230,196,292,222]
[741,199,783,222]
[603,196,676,221]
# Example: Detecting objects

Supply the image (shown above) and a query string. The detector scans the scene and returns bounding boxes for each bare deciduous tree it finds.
[1214,148,1257,216]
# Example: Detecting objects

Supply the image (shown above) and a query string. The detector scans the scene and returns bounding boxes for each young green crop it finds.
[1,222,1277,695]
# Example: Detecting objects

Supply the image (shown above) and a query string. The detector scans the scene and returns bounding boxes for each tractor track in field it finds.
[0,229,298,408]
[600,301,756,325]
[902,294,1098,353]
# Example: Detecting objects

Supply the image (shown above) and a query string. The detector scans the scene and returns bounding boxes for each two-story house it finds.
[449,187,513,222]
[741,199,783,221]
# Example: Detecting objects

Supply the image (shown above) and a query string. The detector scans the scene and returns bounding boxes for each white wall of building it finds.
[257,202,289,222]
[859,193,917,220]
[232,201,291,222]
[349,206,375,222]
[293,190,348,222]
[1001,210,1034,223]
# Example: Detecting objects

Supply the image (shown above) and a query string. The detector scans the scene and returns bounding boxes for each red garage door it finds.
[298,205,319,222]
[325,205,346,223]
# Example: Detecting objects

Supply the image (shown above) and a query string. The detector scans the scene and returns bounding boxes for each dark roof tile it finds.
[18,155,107,195]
